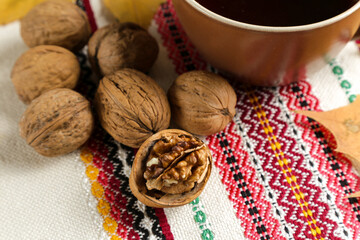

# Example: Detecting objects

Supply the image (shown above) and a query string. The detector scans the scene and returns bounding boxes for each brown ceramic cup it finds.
[173,0,360,86]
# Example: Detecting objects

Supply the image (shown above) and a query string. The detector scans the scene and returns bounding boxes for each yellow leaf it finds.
[345,191,360,199]
[295,95,360,173]
[103,0,164,29]
[0,0,73,25]
[296,96,360,199]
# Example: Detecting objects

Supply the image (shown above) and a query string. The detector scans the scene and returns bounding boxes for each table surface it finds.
[1,0,360,239]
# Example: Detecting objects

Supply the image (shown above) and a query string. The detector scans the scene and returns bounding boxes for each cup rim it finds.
[185,0,360,32]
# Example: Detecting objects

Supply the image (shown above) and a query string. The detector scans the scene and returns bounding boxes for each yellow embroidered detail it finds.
[81,148,123,240]
[268,135,276,141]
[271,143,277,151]
[286,177,292,184]
[81,148,93,164]
[98,199,111,216]
[308,209,313,217]
[111,236,122,240]
[91,181,104,198]
[86,164,99,181]
[303,210,308,218]
[300,192,305,199]
[104,217,118,234]
[247,90,323,240]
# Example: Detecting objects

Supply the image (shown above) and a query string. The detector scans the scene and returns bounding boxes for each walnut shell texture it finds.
[20,0,91,51]
[11,45,80,104]
[19,88,94,157]
[94,68,170,148]
[88,22,159,76]
[129,129,212,208]
[168,70,237,136]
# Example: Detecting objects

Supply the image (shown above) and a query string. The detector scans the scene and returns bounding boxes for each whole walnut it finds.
[94,68,170,148]
[88,22,159,76]
[20,0,91,51]
[130,129,212,208]
[168,70,237,136]
[11,45,80,104]
[19,88,94,157]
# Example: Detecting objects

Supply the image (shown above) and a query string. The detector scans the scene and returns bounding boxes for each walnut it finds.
[11,45,80,104]
[20,0,91,51]
[19,88,94,157]
[94,68,170,148]
[129,129,212,208]
[168,70,237,135]
[88,22,159,76]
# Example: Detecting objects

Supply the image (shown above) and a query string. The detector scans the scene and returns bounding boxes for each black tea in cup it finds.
[196,0,358,26]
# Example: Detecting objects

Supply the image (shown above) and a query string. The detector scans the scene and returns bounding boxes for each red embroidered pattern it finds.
[87,133,140,239]
[78,0,360,239]
[77,1,174,238]
[280,81,360,239]
[154,208,175,240]
[82,0,97,32]
[237,87,341,239]
[207,126,286,240]
[154,1,207,74]
[84,129,175,239]
[155,1,285,239]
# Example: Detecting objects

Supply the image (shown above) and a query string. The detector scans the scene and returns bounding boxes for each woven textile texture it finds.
[1,0,360,239]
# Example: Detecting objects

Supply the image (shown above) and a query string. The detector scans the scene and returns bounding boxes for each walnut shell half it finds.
[88,22,159,76]
[168,70,237,135]
[19,88,94,157]
[11,45,80,104]
[20,0,91,51]
[130,129,212,208]
[94,68,170,148]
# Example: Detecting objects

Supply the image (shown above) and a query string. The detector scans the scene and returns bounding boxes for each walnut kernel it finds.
[144,134,208,194]
[130,129,212,208]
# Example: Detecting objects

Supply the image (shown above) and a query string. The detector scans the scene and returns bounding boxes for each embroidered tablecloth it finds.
[1,0,360,239]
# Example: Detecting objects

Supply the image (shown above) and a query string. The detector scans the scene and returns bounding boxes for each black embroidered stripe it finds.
[291,83,360,222]
[145,207,166,240]
[162,3,268,238]
[105,133,169,239]
[104,133,150,239]
[76,0,170,238]
[161,4,197,72]
[217,132,271,240]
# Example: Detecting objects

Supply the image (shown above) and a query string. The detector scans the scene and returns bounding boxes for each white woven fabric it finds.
[0,19,104,240]
[1,0,360,239]
[308,42,360,110]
